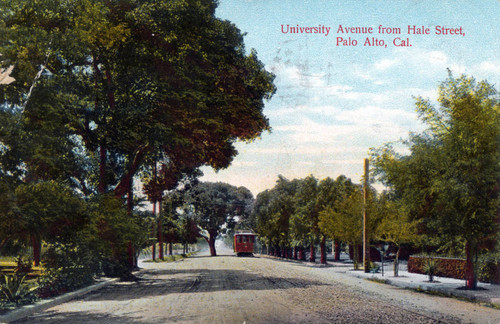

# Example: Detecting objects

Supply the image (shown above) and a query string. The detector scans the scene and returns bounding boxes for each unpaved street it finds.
[15,247,500,323]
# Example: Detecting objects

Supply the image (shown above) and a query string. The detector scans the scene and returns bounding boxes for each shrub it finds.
[14,255,33,274]
[0,273,37,306]
[478,254,500,284]
[423,258,438,282]
[37,243,100,298]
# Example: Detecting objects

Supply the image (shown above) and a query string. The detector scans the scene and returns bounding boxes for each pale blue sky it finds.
[200,0,500,195]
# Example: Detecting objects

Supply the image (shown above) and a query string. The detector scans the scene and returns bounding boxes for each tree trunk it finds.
[309,244,315,263]
[353,244,359,270]
[127,179,134,268]
[393,246,400,277]
[127,241,134,269]
[293,246,298,260]
[320,236,327,264]
[151,201,156,261]
[158,221,163,259]
[168,243,173,256]
[298,246,305,261]
[334,239,341,261]
[465,242,477,289]
[208,233,217,256]
[32,235,41,267]
[99,146,107,194]
[93,56,107,195]
[127,178,133,215]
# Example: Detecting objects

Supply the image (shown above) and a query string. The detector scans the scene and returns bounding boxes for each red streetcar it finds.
[233,231,256,257]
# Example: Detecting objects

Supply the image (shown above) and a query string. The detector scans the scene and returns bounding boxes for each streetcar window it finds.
[242,236,247,243]
[237,236,242,243]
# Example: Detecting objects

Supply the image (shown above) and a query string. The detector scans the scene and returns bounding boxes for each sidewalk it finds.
[326,259,500,306]
[268,253,500,306]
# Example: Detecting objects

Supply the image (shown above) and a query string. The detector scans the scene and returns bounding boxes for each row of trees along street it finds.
[0,1,497,310]
[0,0,275,304]
[250,74,499,290]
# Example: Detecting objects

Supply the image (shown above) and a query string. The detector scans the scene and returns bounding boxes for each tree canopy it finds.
[371,73,499,288]
[183,181,253,256]
[0,0,276,198]
[0,0,275,282]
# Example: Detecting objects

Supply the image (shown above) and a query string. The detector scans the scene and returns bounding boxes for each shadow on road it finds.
[13,310,146,324]
[72,268,327,302]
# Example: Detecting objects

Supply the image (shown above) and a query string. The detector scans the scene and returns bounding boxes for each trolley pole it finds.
[363,158,370,273]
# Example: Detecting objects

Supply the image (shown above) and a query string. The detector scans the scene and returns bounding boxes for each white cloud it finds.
[427,51,448,66]
[321,159,362,165]
[231,161,258,167]
[477,61,500,74]
[274,109,414,146]
[374,58,399,71]
[267,104,341,117]
[336,105,416,126]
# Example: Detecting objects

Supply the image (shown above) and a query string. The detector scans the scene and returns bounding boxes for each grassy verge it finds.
[409,286,500,309]
[143,252,197,263]
[367,277,389,284]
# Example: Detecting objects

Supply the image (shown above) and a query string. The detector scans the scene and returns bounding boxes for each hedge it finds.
[408,256,466,280]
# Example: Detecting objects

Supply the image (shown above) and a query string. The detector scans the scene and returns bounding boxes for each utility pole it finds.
[363,158,370,273]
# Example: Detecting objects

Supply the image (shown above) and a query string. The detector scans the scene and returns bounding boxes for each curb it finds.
[348,271,499,306]
[0,277,119,323]
[260,254,499,306]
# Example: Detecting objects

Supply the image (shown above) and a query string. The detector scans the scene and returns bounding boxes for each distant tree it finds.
[374,194,421,276]
[371,73,499,288]
[319,189,364,269]
[292,175,321,263]
[184,182,253,256]
[177,216,200,253]
[254,176,299,258]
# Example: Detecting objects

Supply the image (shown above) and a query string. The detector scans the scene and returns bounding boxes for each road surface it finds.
[15,245,500,323]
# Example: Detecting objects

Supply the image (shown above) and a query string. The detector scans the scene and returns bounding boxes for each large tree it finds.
[371,73,499,288]
[184,182,253,256]
[0,0,276,201]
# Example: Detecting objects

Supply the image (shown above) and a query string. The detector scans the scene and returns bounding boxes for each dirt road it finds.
[15,247,500,323]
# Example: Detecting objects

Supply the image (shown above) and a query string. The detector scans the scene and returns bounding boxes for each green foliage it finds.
[291,175,320,247]
[1,0,276,198]
[14,181,88,243]
[0,273,37,305]
[0,0,275,294]
[184,182,253,255]
[253,176,299,250]
[318,176,364,243]
[371,73,499,286]
[37,241,98,298]
[375,195,420,247]
[477,254,500,283]
[374,194,421,276]
[423,258,438,282]
[89,195,148,276]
